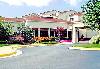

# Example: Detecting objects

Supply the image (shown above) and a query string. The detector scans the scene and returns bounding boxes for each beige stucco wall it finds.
[57,10,76,20]
[79,29,98,38]
[26,21,69,29]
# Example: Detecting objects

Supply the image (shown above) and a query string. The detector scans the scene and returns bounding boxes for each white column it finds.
[76,28,79,42]
[72,27,78,43]
[34,30,35,37]
[67,29,68,38]
[25,20,28,27]
[72,27,76,43]
[54,31,55,37]
[38,28,40,37]
[48,28,50,37]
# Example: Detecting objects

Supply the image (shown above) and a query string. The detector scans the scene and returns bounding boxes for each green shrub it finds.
[0,44,9,47]
[89,35,100,44]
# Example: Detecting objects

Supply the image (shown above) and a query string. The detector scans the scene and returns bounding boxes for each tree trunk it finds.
[97,30,100,35]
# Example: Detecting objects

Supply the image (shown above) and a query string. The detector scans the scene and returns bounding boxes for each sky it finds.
[0,0,89,17]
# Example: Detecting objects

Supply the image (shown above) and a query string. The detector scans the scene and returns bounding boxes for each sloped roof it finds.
[3,18,26,22]
[2,15,73,24]
[71,12,83,16]
[23,15,71,23]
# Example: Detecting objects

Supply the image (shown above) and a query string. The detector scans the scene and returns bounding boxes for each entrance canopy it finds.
[27,21,72,30]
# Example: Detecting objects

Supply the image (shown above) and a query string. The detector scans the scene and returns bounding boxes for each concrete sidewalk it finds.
[0,46,17,57]
[79,41,89,44]
[0,45,22,58]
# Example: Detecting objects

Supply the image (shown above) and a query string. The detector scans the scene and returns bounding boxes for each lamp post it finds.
[23,18,28,27]
[25,20,28,27]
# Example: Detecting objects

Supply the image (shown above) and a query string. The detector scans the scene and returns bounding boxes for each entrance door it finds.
[68,31,72,40]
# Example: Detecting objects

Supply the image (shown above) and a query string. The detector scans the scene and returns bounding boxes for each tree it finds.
[55,27,64,41]
[0,22,13,41]
[82,0,100,31]
[16,26,35,44]
[82,0,100,44]
[0,16,3,22]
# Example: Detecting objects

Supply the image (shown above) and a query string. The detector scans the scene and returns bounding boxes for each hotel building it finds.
[0,10,98,43]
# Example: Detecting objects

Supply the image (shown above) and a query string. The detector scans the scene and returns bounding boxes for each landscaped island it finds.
[69,44,100,51]
[74,44,100,48]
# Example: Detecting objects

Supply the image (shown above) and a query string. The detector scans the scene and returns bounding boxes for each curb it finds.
[69,47,100,51]
[0,51,17,57]
[0,45,23,58]
[0,50,22,58]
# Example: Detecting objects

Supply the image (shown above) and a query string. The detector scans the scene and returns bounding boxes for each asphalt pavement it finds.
[0,44,100,69]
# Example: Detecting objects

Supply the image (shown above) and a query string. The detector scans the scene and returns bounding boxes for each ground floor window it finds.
[40,31,48,37]
[32,28,72,40]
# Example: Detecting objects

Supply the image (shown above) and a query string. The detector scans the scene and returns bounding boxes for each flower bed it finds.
[60,40,72,43]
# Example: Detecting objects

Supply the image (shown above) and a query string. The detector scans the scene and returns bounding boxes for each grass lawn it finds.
[0,44,23,47]
[74,44,100,48]
[41,41,57,44]
[0,44,9,47]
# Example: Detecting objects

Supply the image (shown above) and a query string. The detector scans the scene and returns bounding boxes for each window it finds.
[70,18,74,21]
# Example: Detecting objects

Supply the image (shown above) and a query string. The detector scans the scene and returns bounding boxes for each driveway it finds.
[0,44,100,69]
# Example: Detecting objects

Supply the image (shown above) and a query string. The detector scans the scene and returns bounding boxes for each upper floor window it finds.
[70,18,74,21]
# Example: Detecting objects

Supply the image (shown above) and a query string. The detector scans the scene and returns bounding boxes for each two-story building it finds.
[1,10,98,43]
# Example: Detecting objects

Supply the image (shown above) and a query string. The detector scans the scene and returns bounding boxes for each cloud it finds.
[0,0,82,7]
[0,0,53,7]
[64,0,80,6]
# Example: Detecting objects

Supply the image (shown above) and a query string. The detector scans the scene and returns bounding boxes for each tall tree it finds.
[82,0,100,31]
[0,22,13,41]
[0,16,3,22]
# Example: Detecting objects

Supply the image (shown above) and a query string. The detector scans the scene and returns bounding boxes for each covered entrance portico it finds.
[26,20,80,43]
[72,22,84,43]
[32,28,69,38]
